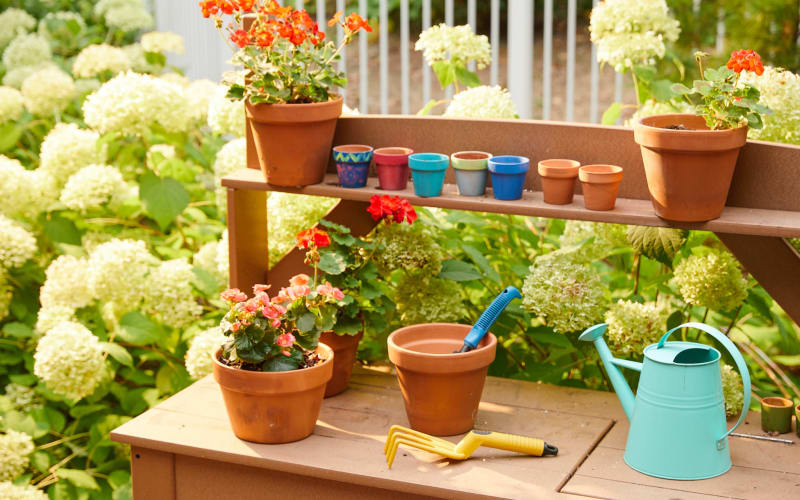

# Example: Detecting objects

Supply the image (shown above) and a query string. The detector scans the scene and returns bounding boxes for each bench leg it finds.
[227,187,268,292]
[131,447,175,500]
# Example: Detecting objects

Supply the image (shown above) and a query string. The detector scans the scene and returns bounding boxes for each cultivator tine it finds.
[384,425,462,468]
[384,425,452,454]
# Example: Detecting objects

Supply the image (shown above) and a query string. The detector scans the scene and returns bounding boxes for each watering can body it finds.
[580,322,751,480]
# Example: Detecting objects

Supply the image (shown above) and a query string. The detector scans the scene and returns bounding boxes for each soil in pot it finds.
[320,330,364,397]
[333,144,373,188]
[213,343,333,444]
[538,159,581,205]
[451,151,491,196]
[387,323,497,436]
[578,164,623,211]
[246,96,343,187]
[633,114,748,222]
[374,147,413,191]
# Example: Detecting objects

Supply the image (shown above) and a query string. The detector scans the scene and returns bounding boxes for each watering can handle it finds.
[658,322,751,449]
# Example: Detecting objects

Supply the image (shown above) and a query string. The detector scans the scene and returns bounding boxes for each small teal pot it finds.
[333,145,373,188]
[451,151,491,196]
[488,155,530,201]
[409,153,449,197]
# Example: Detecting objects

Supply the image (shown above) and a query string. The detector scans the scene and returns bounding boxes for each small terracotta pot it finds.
[246,96,343,187]
[320,330,363,397]
[451,151,491,196]
[633,114,747,222]
[760,396,794,434]
[538,159,581,205]
[213,344,333,444]
[374,147,413,191]
[333,144,373,188]
[388,323,497,436]
[579,164,623,211]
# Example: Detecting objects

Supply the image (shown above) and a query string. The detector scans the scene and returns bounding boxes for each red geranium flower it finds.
[230,29,252,48]
[296,227,331,249]
[726,49,764,76]
[367,195,417,224]
[344,12,372,33]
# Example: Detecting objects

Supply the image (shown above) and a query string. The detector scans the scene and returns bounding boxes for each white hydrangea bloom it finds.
[121,43,161,74]
[443,85,518,119]
[72,44,131,79]
[28,169,61,215]
[37,11,86,42]
[83,71,194,137]
[193,240,227,288]
[214,138,246,215]
[141,31,185,55]
[159,72,190,87]
[187,79,220,124]
[142,259,202,328]
[0,86,25,122]
[146,143,176,170]
[604,300,666,357]
[185,327,225,379]
[0,430,34,481]
[0,215,36,270]
[208,85,245,137]
[88,239,155,308]
[40,255,94,310]
[672,250,748,312]
[0,481,47,500]
[35,305,76,335]
[0,156,36,218]
[74,78,102,96]
[0,272,11,320]
[1,62,58,89]
[3,383,41,413]
[100,0,154,32]
[740,67,800,145]
[721,364,744,417]
[2,33,51,70]
[34,321,105,400]
[415,24,491,69]
[590,0,680,72]
[20,67,75,116]
[0,8,36,49]
[267,193,338,265]
[60,164,128,213]
[39,123,105,183]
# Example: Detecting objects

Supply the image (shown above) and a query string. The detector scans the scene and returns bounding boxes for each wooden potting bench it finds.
[112,116,800,498]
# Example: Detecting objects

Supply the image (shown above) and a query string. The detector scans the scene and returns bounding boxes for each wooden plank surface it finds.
[222,170,800,238]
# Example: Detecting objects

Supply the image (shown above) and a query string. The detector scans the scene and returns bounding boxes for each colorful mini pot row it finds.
[333,145,625,210]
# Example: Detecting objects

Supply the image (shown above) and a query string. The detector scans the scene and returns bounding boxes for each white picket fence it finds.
[153,0,630,122]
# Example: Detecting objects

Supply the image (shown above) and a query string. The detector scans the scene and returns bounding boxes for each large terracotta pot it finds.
[246,96,343,187]
[633,114,747,222]
[212,344,333,444]
[388,323,497,436]
[319,330,363,397]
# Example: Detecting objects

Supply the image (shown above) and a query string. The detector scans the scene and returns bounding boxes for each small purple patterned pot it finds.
[333,145,373,188]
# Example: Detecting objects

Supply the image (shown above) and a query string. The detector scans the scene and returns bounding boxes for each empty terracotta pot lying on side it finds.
[320,330,364,397]
[213,344,333,444]
[579,164,623,211]
[388,323,497,436]
[538,159,581,205]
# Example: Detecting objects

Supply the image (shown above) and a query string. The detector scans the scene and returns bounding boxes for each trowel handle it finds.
[659,322,751,447]
[462,287,522,350]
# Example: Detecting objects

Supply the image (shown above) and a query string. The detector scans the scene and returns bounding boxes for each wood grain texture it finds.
[226,187,267,292]
[130,447,175,500]
[222,170,800,237]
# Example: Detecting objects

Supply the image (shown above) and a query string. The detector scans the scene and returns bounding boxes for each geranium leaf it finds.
[139,172,189,230]
[296,312,316,332]
[318,251,347,275]
[626,226,688,267]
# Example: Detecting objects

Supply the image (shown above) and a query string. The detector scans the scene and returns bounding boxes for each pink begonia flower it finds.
[242,299,258,314]
[221,288,247,303]
[317,282,345,300]
[281,350,291,356]
[253,284,270,294]
[289,274,310,287]
[271,319,281,328]
[261,302,286,320]
[231,322,241,332]
[277,284,311,302]
[276,332,295,348]
[256,292,271,306]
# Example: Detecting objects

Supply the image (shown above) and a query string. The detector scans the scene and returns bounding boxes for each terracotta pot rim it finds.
[213,343,333,380]
[245,95,343,124]
[333,144,373,154]
[762,396,794,408]
[387,324,497,374]
[634,113,748,152]
[635,113,747,134]
[579,164,623,184]
[538,159,581,178]
[246,94,343,110]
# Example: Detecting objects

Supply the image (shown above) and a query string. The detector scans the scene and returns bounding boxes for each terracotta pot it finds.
[579,164,623,211]
[374,147,413,191]
[320,330,363,397]
[760,396,793,434]
[212,344,333,444]
[246,96,343,187]
[387,323,497,436]
[538,159,581,205]
[633,114,747,222]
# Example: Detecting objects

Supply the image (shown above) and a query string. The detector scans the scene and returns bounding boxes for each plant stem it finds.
[36,432,90,450]
[631,70,642,106]
[737,341,792,398]
[632,253,641,294]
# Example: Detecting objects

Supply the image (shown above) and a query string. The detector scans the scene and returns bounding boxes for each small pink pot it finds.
[374,147,413,191]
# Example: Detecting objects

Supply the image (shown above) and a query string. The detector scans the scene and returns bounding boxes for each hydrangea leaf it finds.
[2,322,34,338]
[118,312,163,345]
[626,226,688,267]
[0,122,23,152]
[462,244,500,283]
[41,213,82,245]
[100,342,133,367]
[57,469,100,490]
[139,171,189,230]
[438,259,482,282]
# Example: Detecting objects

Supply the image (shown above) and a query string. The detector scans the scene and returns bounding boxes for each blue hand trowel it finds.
[456,286,522,353]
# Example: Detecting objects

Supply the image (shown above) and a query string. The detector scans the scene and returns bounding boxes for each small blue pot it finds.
[488,155,530,201]
[409,153,449,197]
[333,145,373,188]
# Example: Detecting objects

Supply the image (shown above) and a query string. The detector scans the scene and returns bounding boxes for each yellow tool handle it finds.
[476,431,545,456]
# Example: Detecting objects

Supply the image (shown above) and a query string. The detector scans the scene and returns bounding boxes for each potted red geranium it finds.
[633,49,771,222]
[200,1,371,186]
[213,261,347,443]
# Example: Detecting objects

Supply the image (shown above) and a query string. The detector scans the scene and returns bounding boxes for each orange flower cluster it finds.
[726,49,764,76]
[199,0,254,18]
[328,11,372,33]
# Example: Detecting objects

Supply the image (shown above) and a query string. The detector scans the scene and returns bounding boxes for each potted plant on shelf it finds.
[633,50,771,222]
[212,268,347,443]
[200,1,371,186]
[306,194,417,396]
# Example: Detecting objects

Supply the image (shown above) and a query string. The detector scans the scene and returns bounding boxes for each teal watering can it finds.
[580,322,750,480]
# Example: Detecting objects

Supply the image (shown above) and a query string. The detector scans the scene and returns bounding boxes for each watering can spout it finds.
[579,324,641,421]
